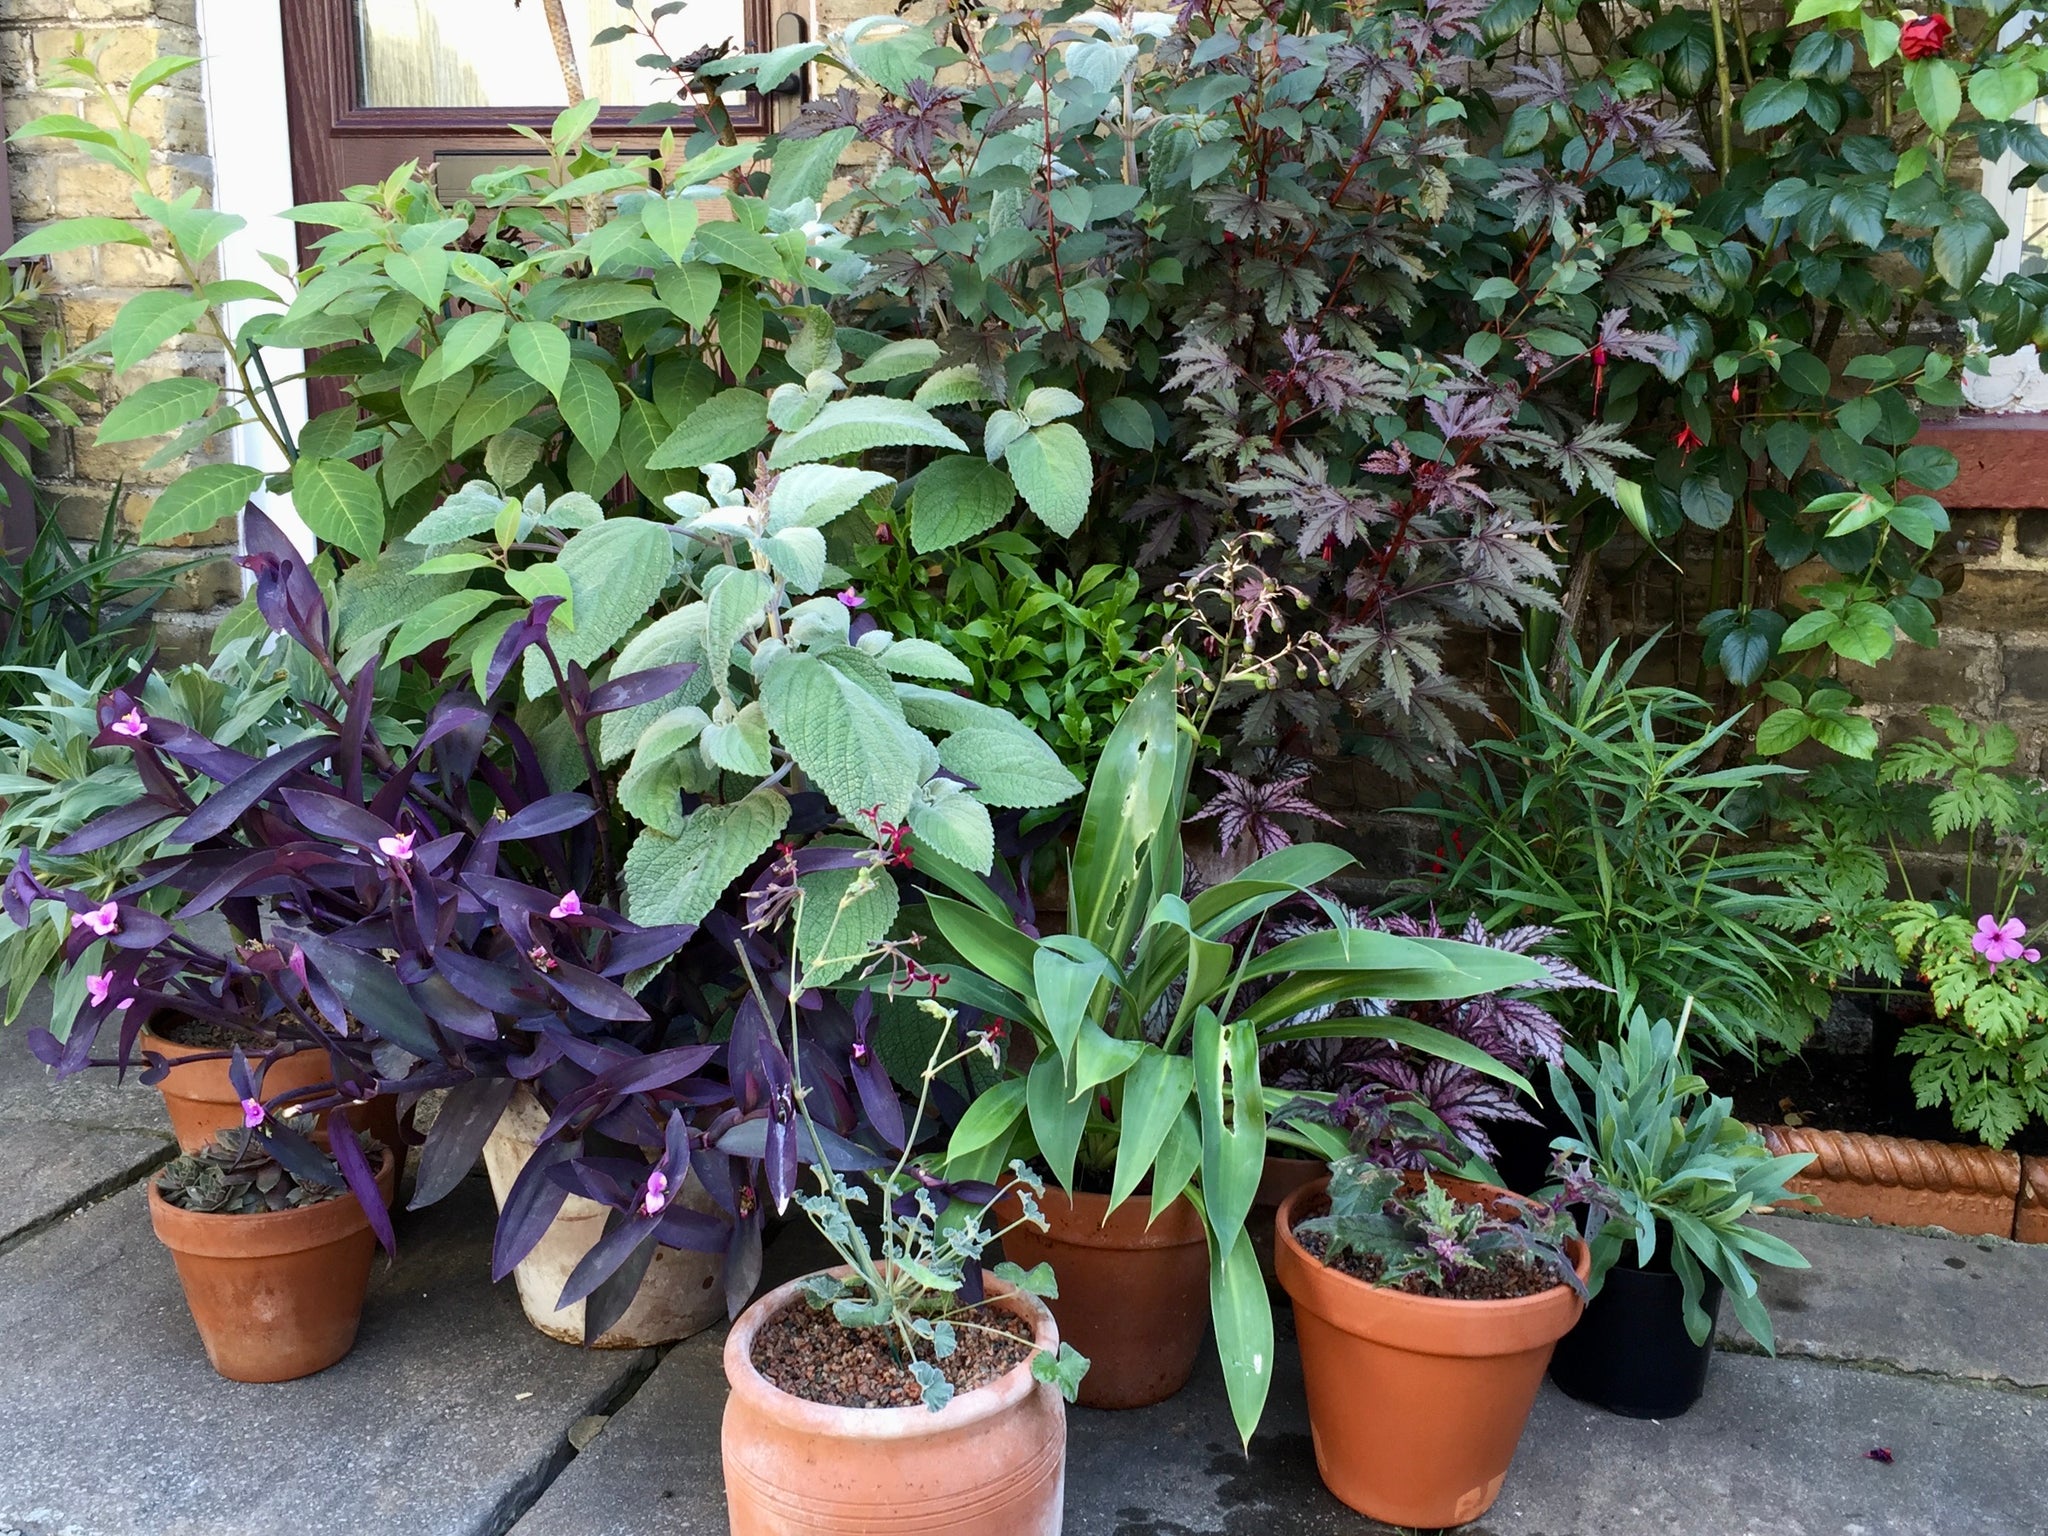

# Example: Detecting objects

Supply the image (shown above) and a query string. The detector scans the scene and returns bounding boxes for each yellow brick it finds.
[52,156,142,217]
[95,238,184,287]
[74,430,185,485]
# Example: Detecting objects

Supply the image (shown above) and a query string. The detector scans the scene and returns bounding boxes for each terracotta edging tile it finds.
[2019,1158,2048,1245]
[1754,1124,2020,1239]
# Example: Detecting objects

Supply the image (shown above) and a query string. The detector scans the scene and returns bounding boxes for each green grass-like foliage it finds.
[1416,638,1826,1056]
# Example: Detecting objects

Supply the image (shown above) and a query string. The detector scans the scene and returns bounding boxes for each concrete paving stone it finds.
[1722,1213,2048,1389]
[0,995,175,1248]
[514,1287,2047,1536]
[0,1173,653,1536]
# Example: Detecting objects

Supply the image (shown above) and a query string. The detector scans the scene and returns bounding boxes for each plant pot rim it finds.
[723,1266,1058,1440]
[147,1145,393,1259]
[1275,1176,1589,1328]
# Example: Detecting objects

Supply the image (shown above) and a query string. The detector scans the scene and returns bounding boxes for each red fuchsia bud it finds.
[1899,13,1951,59]
[1730,383,1741,404]
[1321,533,1338,561]
[1591,343,1609,368]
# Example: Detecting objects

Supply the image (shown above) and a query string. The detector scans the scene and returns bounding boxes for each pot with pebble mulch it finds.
[722,1266,1071,1535]
[1275,1167,1588,1529]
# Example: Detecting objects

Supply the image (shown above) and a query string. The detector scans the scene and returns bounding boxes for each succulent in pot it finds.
[922,667,1553,1437]
[148,1119,397,1382]
[722,973,1087,1536]
[1544,1007,1815,1419]
[1275,1156,1593,1528]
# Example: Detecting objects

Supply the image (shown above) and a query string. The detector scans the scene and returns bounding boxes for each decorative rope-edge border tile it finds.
[1754,1124,2022,1240]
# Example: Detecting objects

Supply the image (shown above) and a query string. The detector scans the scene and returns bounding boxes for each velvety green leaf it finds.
[759,652,923,820]
[911,455,1015,552]
[847,338,942,383]
[522,517,674,695]
[768,397,967,468]
[906,784,995,873]
[1003,421,1091,537]
[621,788,791,927]
[648,387,770,470]
[936,725,1082,809]
[795,859,899,986]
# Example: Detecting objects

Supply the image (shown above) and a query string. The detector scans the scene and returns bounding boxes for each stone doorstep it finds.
[1755,1121,2028,1240]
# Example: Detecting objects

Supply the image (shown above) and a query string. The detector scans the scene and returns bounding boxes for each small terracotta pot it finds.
[1275,1176,1588,1529]
[996,1186,1208,1408]
[482,1087,725,1346]
[139,1027,403,1169]
[147,1146,396,1383]
[722,1268,1066,1535]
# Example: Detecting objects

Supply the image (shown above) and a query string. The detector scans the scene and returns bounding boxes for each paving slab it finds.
[0,1172,652,1536]
[1720,1213,2048,1388]
[515,1233,2047,1536]
[0,994,174,1251]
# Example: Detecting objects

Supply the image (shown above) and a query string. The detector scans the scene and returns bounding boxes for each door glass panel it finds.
[354,0,743,109]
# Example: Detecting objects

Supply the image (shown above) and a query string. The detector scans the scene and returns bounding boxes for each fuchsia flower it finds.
[240,1097,266,1129]
[377,830,416,863]
[1971,914,2040,970]
[110,709,147,738]
[548,890,583,920]
[640,1168,670,1217]
[71,902,119,937]
[84,970,134,1010]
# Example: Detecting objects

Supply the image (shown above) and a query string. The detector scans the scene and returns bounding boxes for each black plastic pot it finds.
[1487,1079,1582,1195]
[1548,1251,1724,1419]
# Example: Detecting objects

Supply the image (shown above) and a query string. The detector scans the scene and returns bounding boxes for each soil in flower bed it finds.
[752,1302,1034,1408]
[1292,1221,1567,1301]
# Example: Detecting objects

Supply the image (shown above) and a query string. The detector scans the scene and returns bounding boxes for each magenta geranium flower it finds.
[1971,914,2041,970]
[70,902,119,937]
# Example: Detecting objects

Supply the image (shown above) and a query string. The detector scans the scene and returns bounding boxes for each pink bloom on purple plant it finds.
[377,830,416,863]
[110,709,147,738]
[641,1168,670,1217]
[71,902,119,937]
[241,1097,266,1128]
[83,970,134,1010]
[836,587,864,609]
[1971,914,2037,969]
[549,890,583,920]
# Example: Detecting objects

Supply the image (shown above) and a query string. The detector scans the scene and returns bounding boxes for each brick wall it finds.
[1,0,235,663]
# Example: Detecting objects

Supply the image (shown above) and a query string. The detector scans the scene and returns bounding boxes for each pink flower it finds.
[549,890,583,920]
[528,944,558,972]
[70,902,119,937]
[640,1168,670,1217]
[836,587,864,609]
[110,709,147,738]
[1971,914,2036,969]
[240,1097,266,1129]
[377,830,416,863]
[83,970,135,1010]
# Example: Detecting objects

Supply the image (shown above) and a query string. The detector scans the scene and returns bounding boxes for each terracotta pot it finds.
[996,1187,1208,1408]
[722,1267,1066,1535]
[1274,1176,1588,1529]
[1249,1153,1327,1283]
[481,1086,725,1346]
[147,1145,396,1383]
[139,1027,404,1169]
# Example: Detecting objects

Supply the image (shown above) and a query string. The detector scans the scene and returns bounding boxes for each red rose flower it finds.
[1900,13,1952,60]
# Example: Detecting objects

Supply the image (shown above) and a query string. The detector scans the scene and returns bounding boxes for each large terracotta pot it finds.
[481,1086,725,1346]
[996,1187,1208,1408]
[147,1145,396,1383]
[1274,1176,1588,1529]
[139,1027,404,1166]
[722,1267,1067,1535]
